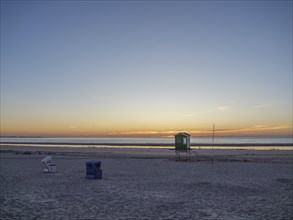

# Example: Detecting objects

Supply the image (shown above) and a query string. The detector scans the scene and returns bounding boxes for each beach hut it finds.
[85,160,102,179]
[175,132,191,161]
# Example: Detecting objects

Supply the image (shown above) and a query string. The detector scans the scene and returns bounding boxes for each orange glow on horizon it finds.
[1,124,292,138]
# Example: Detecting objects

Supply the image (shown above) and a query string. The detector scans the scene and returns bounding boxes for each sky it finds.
[0,0,292,138]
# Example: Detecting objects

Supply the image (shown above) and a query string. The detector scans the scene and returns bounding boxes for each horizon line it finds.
[1,135,292,139]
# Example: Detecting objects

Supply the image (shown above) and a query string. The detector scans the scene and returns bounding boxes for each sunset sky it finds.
[1,0,292,138]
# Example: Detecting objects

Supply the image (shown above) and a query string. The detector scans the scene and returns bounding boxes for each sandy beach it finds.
[1,145,292,219]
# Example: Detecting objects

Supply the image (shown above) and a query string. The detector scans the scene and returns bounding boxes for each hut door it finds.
[183,137,187,145]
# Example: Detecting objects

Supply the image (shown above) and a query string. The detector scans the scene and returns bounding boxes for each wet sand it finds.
[0,145,292,219]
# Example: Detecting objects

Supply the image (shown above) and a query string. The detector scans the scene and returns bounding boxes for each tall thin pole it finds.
[212,124,215,164]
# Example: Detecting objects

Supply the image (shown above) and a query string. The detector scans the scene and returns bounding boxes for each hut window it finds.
[183,137,187,145]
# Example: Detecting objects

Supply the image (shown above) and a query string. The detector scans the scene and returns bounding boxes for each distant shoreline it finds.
[0,141,292,147]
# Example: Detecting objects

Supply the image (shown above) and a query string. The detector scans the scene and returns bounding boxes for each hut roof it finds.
[175,132,190,137]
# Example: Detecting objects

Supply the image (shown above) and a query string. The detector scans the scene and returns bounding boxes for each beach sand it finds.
[0,145,292,219]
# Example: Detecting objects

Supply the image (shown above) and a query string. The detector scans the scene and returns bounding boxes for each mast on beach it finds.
[212,124,215,164]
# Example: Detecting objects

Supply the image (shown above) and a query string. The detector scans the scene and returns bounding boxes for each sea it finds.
[0,136,292,150]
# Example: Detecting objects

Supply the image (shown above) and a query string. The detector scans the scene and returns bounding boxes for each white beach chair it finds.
[41,156,57,173]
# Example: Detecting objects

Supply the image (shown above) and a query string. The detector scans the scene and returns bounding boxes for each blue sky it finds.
[1,0,292,137]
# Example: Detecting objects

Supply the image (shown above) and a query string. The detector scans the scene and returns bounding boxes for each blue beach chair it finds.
[85,160,102,179]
